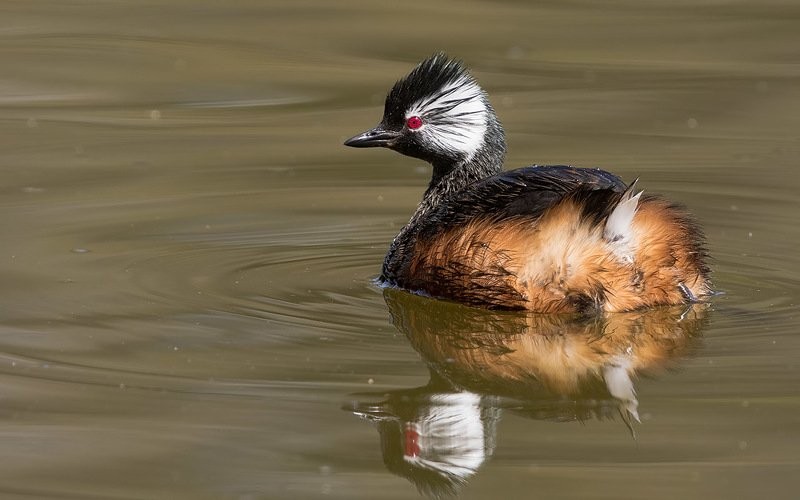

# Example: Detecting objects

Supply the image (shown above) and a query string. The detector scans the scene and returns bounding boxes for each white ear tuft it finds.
[405,75,488,161]
[604,179,642,263]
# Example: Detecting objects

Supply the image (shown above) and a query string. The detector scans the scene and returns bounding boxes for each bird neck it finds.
[381,114,505,282]
[422,118,506,211]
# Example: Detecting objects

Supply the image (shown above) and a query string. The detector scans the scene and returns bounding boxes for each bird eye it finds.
[406,116,423,130]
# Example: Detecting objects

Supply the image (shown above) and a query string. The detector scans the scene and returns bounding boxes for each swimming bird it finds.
[344,53,711,313]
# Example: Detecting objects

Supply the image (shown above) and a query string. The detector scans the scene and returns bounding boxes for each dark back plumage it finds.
[415,165,627,239]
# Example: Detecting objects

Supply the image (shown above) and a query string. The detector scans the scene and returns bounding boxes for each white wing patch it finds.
[604,180,642,264]
[405,75,488,161]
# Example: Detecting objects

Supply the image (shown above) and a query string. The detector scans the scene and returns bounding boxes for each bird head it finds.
[345,53,503,169]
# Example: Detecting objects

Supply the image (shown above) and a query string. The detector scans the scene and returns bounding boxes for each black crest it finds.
[382,53,476,127]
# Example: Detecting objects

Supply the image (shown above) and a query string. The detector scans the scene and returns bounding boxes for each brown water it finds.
[1,1,799,499]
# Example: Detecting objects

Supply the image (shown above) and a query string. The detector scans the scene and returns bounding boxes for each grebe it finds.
[344,53,711,313]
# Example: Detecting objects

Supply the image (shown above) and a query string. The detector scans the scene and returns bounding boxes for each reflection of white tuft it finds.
[405,75,488,161]
[404,392,486,480]
[602,356,640,423]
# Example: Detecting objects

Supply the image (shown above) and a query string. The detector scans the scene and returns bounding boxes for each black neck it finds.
[380,116,506,281]
[420,118,506,213]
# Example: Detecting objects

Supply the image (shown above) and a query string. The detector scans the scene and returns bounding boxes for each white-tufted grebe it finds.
[344,53,712,313]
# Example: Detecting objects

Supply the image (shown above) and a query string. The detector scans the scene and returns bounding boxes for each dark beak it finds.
[343,125,401,148]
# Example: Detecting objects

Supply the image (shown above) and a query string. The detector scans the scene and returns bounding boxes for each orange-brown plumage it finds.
[344,54,712,313]
[402,193,710,313]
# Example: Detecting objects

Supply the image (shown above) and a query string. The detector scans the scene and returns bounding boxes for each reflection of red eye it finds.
[406,116,423,130]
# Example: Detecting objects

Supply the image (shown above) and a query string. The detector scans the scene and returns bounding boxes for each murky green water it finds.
[1,1,798,498]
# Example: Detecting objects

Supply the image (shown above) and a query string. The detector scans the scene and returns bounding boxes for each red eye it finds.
[406,116,423,130]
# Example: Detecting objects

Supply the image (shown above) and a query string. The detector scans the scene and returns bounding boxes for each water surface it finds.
[0,1,798,499]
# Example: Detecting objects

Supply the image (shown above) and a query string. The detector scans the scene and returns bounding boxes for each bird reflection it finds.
[346,289,709,498]
[351,377,500,498]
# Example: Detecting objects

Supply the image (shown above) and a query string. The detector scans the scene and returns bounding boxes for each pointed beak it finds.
[343,125,401,148]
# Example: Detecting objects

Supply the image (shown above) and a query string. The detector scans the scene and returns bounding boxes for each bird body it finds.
[345,54,711,313]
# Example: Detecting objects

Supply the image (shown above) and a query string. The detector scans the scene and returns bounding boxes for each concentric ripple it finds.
[126,219,393,340]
